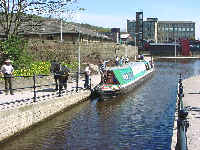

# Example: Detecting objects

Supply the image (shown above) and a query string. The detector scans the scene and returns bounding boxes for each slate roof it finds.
[0,18,110,39]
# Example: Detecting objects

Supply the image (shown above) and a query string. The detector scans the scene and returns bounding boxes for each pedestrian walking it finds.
[84,64,91,89]
[0,59,14,95]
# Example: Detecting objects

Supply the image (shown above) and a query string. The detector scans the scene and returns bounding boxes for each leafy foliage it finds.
[13,61,78,77]
[13,61,50,76]
[0,0,79,36]
[0,36,32,69]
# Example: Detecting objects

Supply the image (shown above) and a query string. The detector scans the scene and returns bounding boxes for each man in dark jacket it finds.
[50,60,61,91]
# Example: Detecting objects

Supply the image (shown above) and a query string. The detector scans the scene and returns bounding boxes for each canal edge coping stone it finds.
[0,90,91,142]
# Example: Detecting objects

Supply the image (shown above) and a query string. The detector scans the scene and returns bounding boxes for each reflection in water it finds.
[0,59,200,150]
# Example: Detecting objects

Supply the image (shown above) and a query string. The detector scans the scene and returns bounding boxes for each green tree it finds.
[0,36,32,69]
[0,0,79,37]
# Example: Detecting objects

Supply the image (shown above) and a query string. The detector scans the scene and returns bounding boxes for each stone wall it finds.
[28,40,138,62]
[0,90,90,142]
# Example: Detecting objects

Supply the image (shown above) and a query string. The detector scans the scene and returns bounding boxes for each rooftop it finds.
[0,18,110,39]
[158,21,195,24]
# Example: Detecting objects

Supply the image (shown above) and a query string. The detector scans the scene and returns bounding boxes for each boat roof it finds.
[105,61,147,71]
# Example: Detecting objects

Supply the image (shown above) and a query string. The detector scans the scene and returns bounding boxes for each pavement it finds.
[0,74,101,110]
[181,75,200,149]
[171,75,200,150]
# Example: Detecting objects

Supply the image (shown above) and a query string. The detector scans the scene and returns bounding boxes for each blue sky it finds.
[72,0,200,39]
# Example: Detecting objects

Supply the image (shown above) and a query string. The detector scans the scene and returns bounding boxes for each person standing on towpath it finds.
[84,64,91,89]
[50,60,61,91]
[0,59,14,95]
[59,64,70,91]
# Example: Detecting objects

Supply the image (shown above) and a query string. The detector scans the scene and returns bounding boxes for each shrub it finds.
[0,36,32,69]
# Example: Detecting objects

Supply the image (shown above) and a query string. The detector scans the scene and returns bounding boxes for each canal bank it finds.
[1,59,200,149]
[0,74,101,142]
[171,75,200,150]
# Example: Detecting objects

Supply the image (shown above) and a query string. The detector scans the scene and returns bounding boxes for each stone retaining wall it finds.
[28,40,138,62]
[0,90,90,142]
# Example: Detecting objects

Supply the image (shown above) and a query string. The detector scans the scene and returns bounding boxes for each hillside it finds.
[70,22,111,33]
[0,15,111,36]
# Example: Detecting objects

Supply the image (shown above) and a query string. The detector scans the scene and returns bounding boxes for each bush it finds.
[14,61,51,77]
[13,61,78,77]
[0,36,32,69]
[0,36,79,78]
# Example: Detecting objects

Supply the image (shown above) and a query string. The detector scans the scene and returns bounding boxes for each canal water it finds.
[1,59,200,150]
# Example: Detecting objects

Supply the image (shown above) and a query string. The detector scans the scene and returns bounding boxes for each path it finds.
[181,75,200,149]
[0,74,101,109]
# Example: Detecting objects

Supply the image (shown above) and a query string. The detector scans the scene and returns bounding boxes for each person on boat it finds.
[125,56,129,64]
[115,56,119,66]
[84,64,91,89]
[137,54,144,61]
[99,60,105,83]
[103,60,109,69]
[119,56,124,65]
[105,71,118,85]
[105,70,112,84]
[141,54,144,60]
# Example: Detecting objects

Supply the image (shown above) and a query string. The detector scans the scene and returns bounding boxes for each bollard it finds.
[89,77,91,90]
[33,74,36,102]
[58,87,61,97]
[58,74,61,97]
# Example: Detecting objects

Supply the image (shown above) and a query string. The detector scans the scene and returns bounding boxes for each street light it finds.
[77,28,81,76]
[76,8,85,78]
[134,33,139,60]
[175,37,177,57]
[60,18,63,42]
[135,36,137,60]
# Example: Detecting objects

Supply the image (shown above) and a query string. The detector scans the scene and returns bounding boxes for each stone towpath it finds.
[171,75,200,150]
[181,75,200,150]
[0,74,101,107]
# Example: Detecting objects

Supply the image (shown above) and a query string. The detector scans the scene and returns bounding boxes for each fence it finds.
[0,72,91,107]
[176,74,189,150]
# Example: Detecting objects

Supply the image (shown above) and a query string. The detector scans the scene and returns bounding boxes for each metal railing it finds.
[176,74,189,150]
[0,72,91,107]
